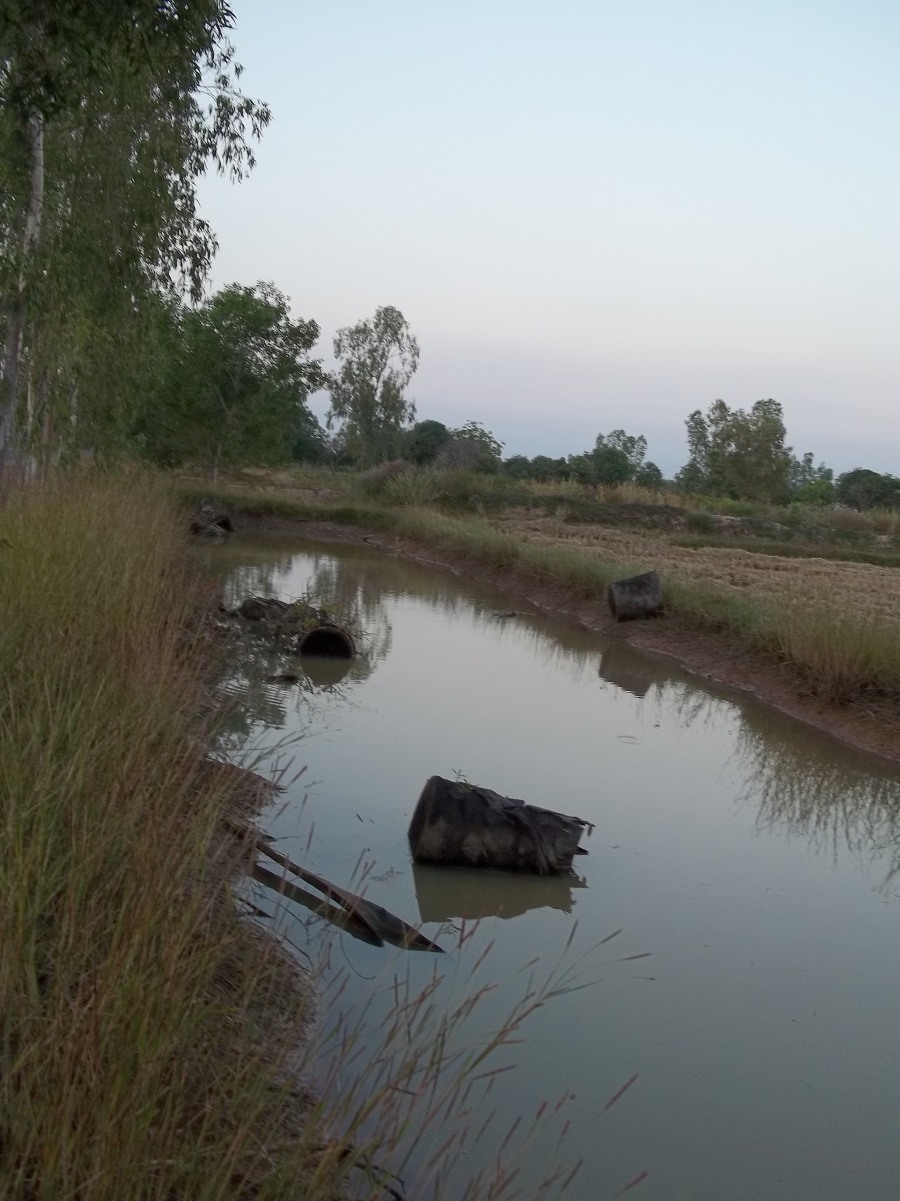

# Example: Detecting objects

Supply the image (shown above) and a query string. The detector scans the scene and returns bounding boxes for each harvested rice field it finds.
[495,513,900,636]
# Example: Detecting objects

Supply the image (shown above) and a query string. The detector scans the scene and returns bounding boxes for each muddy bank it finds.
[229,512,900,766]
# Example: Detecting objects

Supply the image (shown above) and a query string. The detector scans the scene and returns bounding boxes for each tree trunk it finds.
[607,571,664,621]
[1,111,45,473]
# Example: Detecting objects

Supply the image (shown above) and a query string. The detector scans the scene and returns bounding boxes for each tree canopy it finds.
[0,0,269,469]
[134,282,324,475]
[435,421,504,472]
[676,399,792,502]
[836,468,900,511]
[327,306,419,466]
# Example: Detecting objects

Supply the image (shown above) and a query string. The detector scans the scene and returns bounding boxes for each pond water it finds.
[200,533,900,1201]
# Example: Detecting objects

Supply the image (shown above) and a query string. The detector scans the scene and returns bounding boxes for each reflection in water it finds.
[200,532,900,1201]
[298,654,353,688]
[208,548,395,756]
[601,633,900,883]
[600,626,900,885]
[413,863,587,922]
[732,701,900,885]
[598,639,657,699]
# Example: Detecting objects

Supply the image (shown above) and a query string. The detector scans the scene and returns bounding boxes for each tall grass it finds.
[0,474,343,1200]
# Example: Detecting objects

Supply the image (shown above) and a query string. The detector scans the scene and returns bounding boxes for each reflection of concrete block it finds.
[598,640,657,699]
[412,863,586,923]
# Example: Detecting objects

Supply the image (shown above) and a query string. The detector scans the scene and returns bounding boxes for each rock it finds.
[190,502,233,537]
[408,775,590,875]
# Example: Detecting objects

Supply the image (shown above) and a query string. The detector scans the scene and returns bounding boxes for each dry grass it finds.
[497,513,900,636]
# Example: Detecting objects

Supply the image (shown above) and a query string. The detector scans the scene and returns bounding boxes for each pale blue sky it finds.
[199,0,899,477]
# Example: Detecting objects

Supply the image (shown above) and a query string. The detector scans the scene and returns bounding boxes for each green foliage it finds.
[590,445,631,484]
[593,429,647,476]
[677,398,792,502]
[0,0,270,468]
[789,451,834,504]
[684,510,716,533]
[435,420,504,472]
[527,454,568,481]
[502,454,532,479]
[134,282,324,474]
[405,418,451,464]
[635,461,664,488]
[836,468,900,511]
[327,305,419,466]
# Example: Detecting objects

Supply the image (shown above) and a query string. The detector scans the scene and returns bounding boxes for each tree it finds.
[502,454,532,480]
[676,399,792,502]
[405,419,451,464]
[0,0,270,470]
[634,461,664,488]
[585,429,649,485]
[565,453,598,484]
[789,452,834,505]
[594,429,647,475]
[836,469,900,511]
[528,455,567,482]
[135,282,324,476]
[435,420,504,472]
[591,446,631,485]
[327,306,419,466]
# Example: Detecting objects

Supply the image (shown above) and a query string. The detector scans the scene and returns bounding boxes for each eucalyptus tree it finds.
[0,0,270,470]
[135,282,325,477]
[327,306,419,466]
[676,398,793,503]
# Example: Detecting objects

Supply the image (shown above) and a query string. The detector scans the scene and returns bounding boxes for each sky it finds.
[198,0,900,478]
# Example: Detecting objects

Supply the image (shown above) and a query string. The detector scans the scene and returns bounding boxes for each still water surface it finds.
[202,533,900,1200]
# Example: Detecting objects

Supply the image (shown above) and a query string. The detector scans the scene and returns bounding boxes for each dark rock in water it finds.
[607,570,664,621]
[190,502,234,537]
[408,775,590,875]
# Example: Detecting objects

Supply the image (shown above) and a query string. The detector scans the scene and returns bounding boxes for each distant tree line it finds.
[0,8,892,513]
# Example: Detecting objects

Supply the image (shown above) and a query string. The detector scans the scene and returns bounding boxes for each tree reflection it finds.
[732,707,900,885]
[210,555,394,760]
[595,635,900,885]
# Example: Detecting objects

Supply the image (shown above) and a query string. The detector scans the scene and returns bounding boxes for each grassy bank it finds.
[184,478,900,705]
[0,474,343,1201]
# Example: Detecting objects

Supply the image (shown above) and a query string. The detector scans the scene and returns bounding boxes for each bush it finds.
[684,510,716,533]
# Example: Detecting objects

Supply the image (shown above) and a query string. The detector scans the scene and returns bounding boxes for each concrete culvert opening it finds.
[296,626,355,658]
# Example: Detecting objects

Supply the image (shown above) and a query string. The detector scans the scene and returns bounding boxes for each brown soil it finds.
[235,513,900,767]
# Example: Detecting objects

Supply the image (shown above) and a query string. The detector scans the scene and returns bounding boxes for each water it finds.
[200,533,900,1200]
